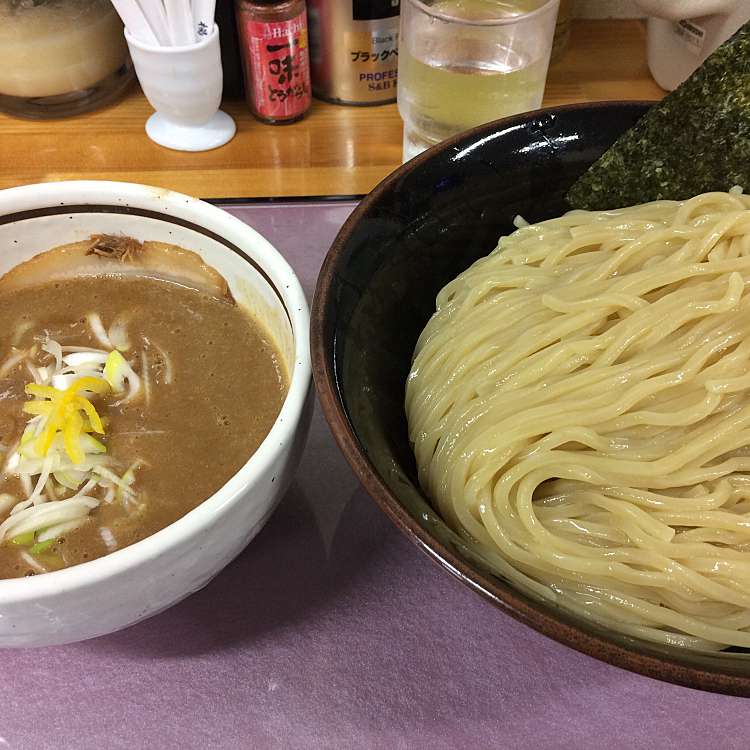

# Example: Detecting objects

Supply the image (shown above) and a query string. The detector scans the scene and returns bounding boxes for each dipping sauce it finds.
[0,239,287,578]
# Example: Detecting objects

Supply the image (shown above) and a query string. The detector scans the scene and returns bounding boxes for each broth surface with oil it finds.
[0,273,287,578]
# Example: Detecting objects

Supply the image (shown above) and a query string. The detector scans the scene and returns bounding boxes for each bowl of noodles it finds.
[311,101,750,695]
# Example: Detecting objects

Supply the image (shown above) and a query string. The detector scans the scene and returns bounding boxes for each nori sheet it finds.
[566,21,750,210]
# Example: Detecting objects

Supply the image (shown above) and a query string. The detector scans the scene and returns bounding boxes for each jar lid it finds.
[238,0,303,14]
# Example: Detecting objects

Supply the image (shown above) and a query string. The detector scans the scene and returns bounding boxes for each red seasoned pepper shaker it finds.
[235,0,312,124]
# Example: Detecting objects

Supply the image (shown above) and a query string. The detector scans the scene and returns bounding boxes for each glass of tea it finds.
[398,0,559,162]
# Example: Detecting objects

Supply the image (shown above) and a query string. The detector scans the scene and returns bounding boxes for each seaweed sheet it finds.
[567,22,750,210]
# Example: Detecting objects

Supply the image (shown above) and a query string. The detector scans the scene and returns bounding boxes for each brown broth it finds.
[0,274,287,578]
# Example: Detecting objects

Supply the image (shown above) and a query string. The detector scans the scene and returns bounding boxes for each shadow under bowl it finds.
[311,101,750,696]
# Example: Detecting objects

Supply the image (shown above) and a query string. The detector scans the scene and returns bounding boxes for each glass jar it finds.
[235,0,312,124]
[0,0,134,119]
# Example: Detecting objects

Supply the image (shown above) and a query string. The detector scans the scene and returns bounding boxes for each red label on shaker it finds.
[242,12,312,121]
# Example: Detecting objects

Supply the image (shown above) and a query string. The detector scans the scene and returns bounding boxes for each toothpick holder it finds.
[125,24,236,152]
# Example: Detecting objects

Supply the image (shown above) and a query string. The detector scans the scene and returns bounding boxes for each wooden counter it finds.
[0,19,664,200]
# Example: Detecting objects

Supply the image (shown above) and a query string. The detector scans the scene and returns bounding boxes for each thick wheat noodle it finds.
[406,190,750,651]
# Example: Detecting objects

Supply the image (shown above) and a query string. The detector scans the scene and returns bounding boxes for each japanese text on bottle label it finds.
[243,12,312,120]
[346,30,399,93]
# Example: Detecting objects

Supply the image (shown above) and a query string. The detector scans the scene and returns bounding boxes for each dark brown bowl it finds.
[311,102,750,696]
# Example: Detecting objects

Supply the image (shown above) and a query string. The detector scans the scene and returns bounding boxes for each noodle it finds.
[405,191,750,651]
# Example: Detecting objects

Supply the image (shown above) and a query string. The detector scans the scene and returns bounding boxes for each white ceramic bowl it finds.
[0,181,312,647]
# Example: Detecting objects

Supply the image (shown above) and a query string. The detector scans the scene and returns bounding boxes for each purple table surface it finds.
[2,201,750,750]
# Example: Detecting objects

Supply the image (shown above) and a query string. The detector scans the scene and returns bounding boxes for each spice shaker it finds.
[307,0,400,106]
[235,0,312,124]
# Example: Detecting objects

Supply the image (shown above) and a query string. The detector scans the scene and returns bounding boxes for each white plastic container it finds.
[634,0,750,90]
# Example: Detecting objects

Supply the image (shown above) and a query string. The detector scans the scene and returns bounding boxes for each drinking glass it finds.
[398,0,560,161]
[0,0,133,119]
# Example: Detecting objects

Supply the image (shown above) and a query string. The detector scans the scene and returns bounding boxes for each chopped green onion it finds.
[29,539,55,555]
[80,434,107,454]
[53,469,85,491]
[103,350,128,391]
[10,531,34,546]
